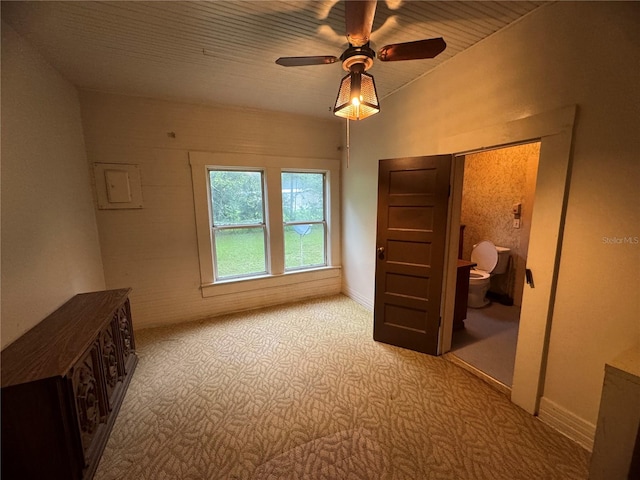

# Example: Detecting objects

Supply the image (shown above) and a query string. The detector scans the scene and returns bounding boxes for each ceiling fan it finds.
[275,0,446,120]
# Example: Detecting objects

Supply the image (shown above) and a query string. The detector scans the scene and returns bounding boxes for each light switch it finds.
[512,203,522,216]
[105,169,132,203]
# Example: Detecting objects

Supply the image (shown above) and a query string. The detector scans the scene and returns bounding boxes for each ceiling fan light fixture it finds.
[333,66,379,121]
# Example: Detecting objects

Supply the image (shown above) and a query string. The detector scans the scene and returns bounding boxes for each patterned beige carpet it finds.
[95,295,589,479]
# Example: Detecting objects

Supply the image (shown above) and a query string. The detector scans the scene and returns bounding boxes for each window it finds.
[209,169,266,279]
[190,152,340,298]
[282,172,326,270]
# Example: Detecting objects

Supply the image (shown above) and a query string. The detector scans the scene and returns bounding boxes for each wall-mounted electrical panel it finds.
[94,163,143,209]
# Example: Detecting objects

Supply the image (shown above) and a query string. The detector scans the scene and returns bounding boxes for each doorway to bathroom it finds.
[449,142,541,391]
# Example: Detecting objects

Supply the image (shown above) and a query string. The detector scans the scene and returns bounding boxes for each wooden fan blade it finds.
[378,38,446,62]
[345,0,377,47]
[275,56,338,67]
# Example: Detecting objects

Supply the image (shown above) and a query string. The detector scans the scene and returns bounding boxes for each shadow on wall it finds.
[461,143,540,307]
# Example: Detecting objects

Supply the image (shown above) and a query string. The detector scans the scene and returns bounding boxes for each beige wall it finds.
[79,91,343,329]
[461,143,540,306]
[1,24,105,349]
[341,0,639,441]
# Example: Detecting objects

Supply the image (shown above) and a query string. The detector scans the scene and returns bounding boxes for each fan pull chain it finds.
[346,118,350,168]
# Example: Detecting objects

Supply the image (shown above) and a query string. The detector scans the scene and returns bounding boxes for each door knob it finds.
[377,246,385,259]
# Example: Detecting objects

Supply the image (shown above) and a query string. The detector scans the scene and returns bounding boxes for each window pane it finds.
[214,228,266,278]
[281,172,324,222]
[210,170,264,225]
[284,224,325,270]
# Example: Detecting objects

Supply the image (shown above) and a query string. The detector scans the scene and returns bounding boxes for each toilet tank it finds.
[493,247,511,274]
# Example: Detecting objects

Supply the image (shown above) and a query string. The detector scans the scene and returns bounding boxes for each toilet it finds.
[468,240,511,308]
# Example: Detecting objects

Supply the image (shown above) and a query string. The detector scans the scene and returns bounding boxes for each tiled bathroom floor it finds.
[450,303,520,386]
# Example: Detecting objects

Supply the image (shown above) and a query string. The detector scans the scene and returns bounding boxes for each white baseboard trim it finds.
[341,284,373,311]
[538,397,596,451]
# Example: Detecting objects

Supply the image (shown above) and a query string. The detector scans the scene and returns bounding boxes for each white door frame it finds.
[438,105,577,414]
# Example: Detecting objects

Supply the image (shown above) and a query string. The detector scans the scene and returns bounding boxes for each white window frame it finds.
[282,170,327,271]
[189,152,341,298]
[209,168,268,280]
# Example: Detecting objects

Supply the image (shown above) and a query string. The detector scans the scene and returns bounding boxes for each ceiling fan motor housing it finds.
[340,43,375,72]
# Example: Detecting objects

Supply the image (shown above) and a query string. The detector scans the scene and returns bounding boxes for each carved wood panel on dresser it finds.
[1,289,137,480]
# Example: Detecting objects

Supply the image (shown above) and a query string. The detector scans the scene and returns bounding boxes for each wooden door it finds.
[373,155,452,355]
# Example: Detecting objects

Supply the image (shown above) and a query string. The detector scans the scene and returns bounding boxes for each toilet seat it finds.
[468,269,490,287]
[469,270,490,280]
[471,240,498,273]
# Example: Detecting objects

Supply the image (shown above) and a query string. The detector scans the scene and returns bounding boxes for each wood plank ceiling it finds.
[1,1,545,119]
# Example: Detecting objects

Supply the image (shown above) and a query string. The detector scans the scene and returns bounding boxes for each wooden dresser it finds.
[1,289,137,480]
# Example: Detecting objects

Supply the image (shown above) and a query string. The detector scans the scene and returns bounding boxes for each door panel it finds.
[374,155,452,355]
[385,273,430,300]
[388,206,434,230]
[387,240,432,265]
[389,169,437,194]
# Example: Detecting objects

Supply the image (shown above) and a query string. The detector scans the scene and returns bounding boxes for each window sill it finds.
[200,266,342,298]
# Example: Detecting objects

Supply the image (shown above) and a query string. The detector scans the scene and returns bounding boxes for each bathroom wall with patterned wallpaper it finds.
[461,142,540,307]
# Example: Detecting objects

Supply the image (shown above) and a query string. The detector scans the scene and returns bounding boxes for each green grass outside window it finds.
[215,226,324,278]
